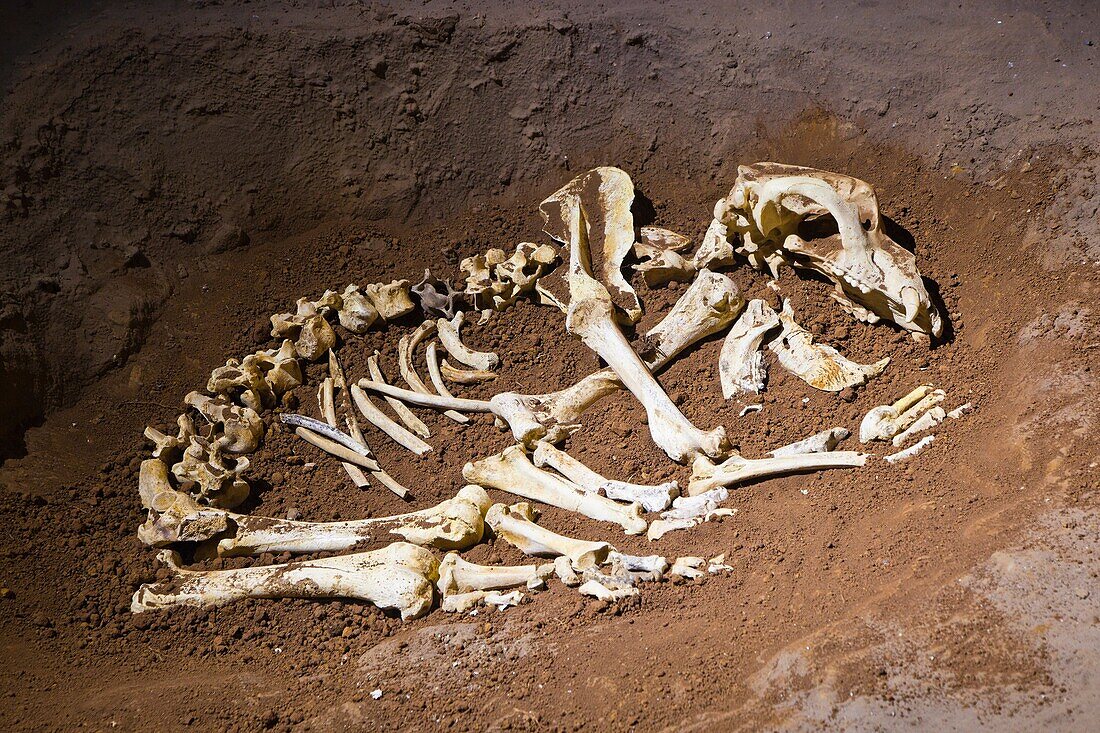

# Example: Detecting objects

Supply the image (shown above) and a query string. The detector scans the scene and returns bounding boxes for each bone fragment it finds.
[720,299,782,398]
[350,384,433,456]
[437,312,500,371]
[633,227,697,286]
[669,556,706,580]
[859,386,945,443]
[578,579,639,602]
[270,299,336,361]
[365,280,415,320]
[137,459,229,546]
[770,427,850,457]
[144,414,196,462]
[465,446,647,535]
[437,553,553,595]
[184,391,264,454]
[485,503,613,569]
[885,434,935,464]
[367,352,431,438]
[645,269,745,367]
[892,406,946,447]
[172,436,251,509]
[532,441,677,512]
[687,450,867,496]
[708,554,733,573]
[442,589,524,613]
[132,542,438,620]
[440,359,497,384]
[770,302,889,391]
[554,555,582,586]
[947,403,973,420]
[647,489,734,540]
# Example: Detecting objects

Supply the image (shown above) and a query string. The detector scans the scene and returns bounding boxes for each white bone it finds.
[437,552,553,595]
[172,435,250,509]
[608,552,668,575]
[687,450,868,496]
[350,384,433,456]
[437,312,500,371]
[892,406,946,447]
[633,227,697,285]
[885,434,935,464]
[144,414,196,461]
[553,555,582,586]
[337,284,380,333]
[464,446,646,535]
[708,554,733,573]
[440,359,497,384]
[692,204,740,271]
[531,441,678,512]
[859,386,945,443]
[291,425,380,472]
[669,556,706,580]
[365,280,415,320]
[399,322,467,424]
[770,427,850,457]
[719,299,781,398]
[442,589,524,613]
[318,376,370,488]
[368,352,431,438]
[424,342,466,409]
[131,542,437,620]
[644,269,745,366]
[770,302,889,391]
[578,579,638,601]
[270,300,336,361]
[647,489,734,540]
[184,391,264,455]
[946,403,973,419]
[485,503,613,569]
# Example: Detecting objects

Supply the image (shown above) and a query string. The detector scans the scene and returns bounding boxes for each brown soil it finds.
[2,2,1098,731]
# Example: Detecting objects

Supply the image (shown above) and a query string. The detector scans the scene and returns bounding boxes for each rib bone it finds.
[485,503,613,569]
[859,385,945,443]
[399,322,468,424]
[464,446,646,535]
[532,441,677,512]
[437,312,499,371]
[368,352,431,438]
[687,450,868,496]
[131,542,438,620]
[350,384,433,456]
[719,299,781,398]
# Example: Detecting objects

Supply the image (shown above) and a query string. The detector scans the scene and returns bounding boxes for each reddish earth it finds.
[1,2,1098,731]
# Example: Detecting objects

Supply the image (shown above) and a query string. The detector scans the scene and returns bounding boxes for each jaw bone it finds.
[436,312,500,371]
[687,450,868,496]
[485,502,613,569]
[726,163,942,341]
[531,441,677,512]
[719,299,781,398]
[131,542,439,620]
[770,302,889,392]
[553,169,728,463]
[464,446,647,535]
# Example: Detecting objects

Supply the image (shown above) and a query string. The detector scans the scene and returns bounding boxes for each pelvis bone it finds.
[131,542,439,620]
[724,163,942,341]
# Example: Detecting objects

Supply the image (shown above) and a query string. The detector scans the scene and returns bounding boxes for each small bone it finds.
[892,406,946,447]
[293,426,381,472]
[350,384,433,456]
[532,441,678,512]
[859,386,945,443]
[554,555,581,586]
[279,413,375,462]
[669,556,706,580]
[144,414,196,461]
[687,450,868,496]
[708,553,733,573]
[946,403,973,420]
[465,446,647,535]
[770,302,889,391]
[442,589,524,613]
[770,427,850,457]
[437,553,553,595]
[337,284,380,333]
[608,552,669,575]
[184,391,264,455]
[578,579,639,602]
[132,542,438,620]
[647,489,734,540]
[411,269,466,319]
[485,503,612,569]
[437,312,500,371]
[400,322,468,424]
[365,280,415,320]
[440,359,497,384]
[367,352,431,439]
[885,434,934,464]
[719,299,781,398]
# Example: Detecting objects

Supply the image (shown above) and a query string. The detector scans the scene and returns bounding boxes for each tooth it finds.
[901,286,920,323]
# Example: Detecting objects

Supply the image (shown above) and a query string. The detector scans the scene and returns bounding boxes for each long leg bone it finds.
[687,450,868,496]
[719,299,782,398]
[131,542,438,620]
[368,352,431,438]
[770,302,890,392]
[436,312,500,371]
[399,322,467,424]
[485,503,613,569]
[437,552,554,595]
[531,441,678,512]
[350,384,433,456]
[464,446,647,535]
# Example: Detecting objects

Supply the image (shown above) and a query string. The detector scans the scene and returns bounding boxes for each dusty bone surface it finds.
[859,385,946,443]
[484,502,614,569]
[769,301,890,391]
[770,427,851,457]
[531,441,678,512]
[687,450,868,496]
[719,298,781,398]
[436,311,500,371]
[436,552,554,595]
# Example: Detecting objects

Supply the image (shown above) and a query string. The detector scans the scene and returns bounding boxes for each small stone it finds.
[1076,588,1090,600]
[370,689,383,700]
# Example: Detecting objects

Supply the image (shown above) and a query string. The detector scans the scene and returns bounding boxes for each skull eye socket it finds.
[862,219,872,231]
[796,213,840,241]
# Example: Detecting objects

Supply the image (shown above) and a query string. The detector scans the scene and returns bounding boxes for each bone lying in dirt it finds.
[184,391,264,454]
[632,226,698,286]
[885,434,935,464]
[367,352,431,439]
[437,312,499,371]
[725,162,943,341]
[320,364,369,488]
[647,489,734,541]
[892,406,946,447]
[279,413,376,464]
[464,446,647,535]
[440,359,497,384]
[532,441,678,512]
[436,552,554,596]
[399,322,468,424]
[350,384,433,456]
[442,589,525,613]
[770,427,850,457]
[578,579,639,601]
[424,342,467,406]
[859,385,945,443]
[719,299,781,398]
[770,302,890,392]
[687,450,868,496]
[292,426,380,472]
[411,269,465,320]
[551,168,728,462]
[485,503,613,570]
[131,542,438,620]
[365,280,415,321]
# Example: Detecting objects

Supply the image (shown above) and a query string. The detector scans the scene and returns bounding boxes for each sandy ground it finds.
[1,1,1098,731]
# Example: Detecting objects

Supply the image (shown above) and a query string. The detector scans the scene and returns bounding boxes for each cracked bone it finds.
[144,414,196,462]
[485,502,613,569]
[437,553,554,596]
[131,542,438,620]
[692,206,741,272]
[885,434,935,464]
[540,166,643,322]
[719,299,782,398]
[464,446,647,535]
[336,284,380,333]
[556,178,728,463]
[647,489,734,541]
[440,359,497,384]
[411,269,466,319]
[184,391,263,455]
[578,579,639,602]
[726,163,943,341]
[532,441,677,512]
[436,312,500,371]
[442,589,524,613]
[633,227,697,286]
[367,352,430,439]
[770,302,890,391]
[172,435,251,509]
[350,383,433,456]
[365,279,415,320]
[770,427,851,457]
[399,321,468,424]
[859,385,945,443]
[687,449,868,496]
[270,299,336,361]
[137,459,229,546]
[892,406,946,447]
